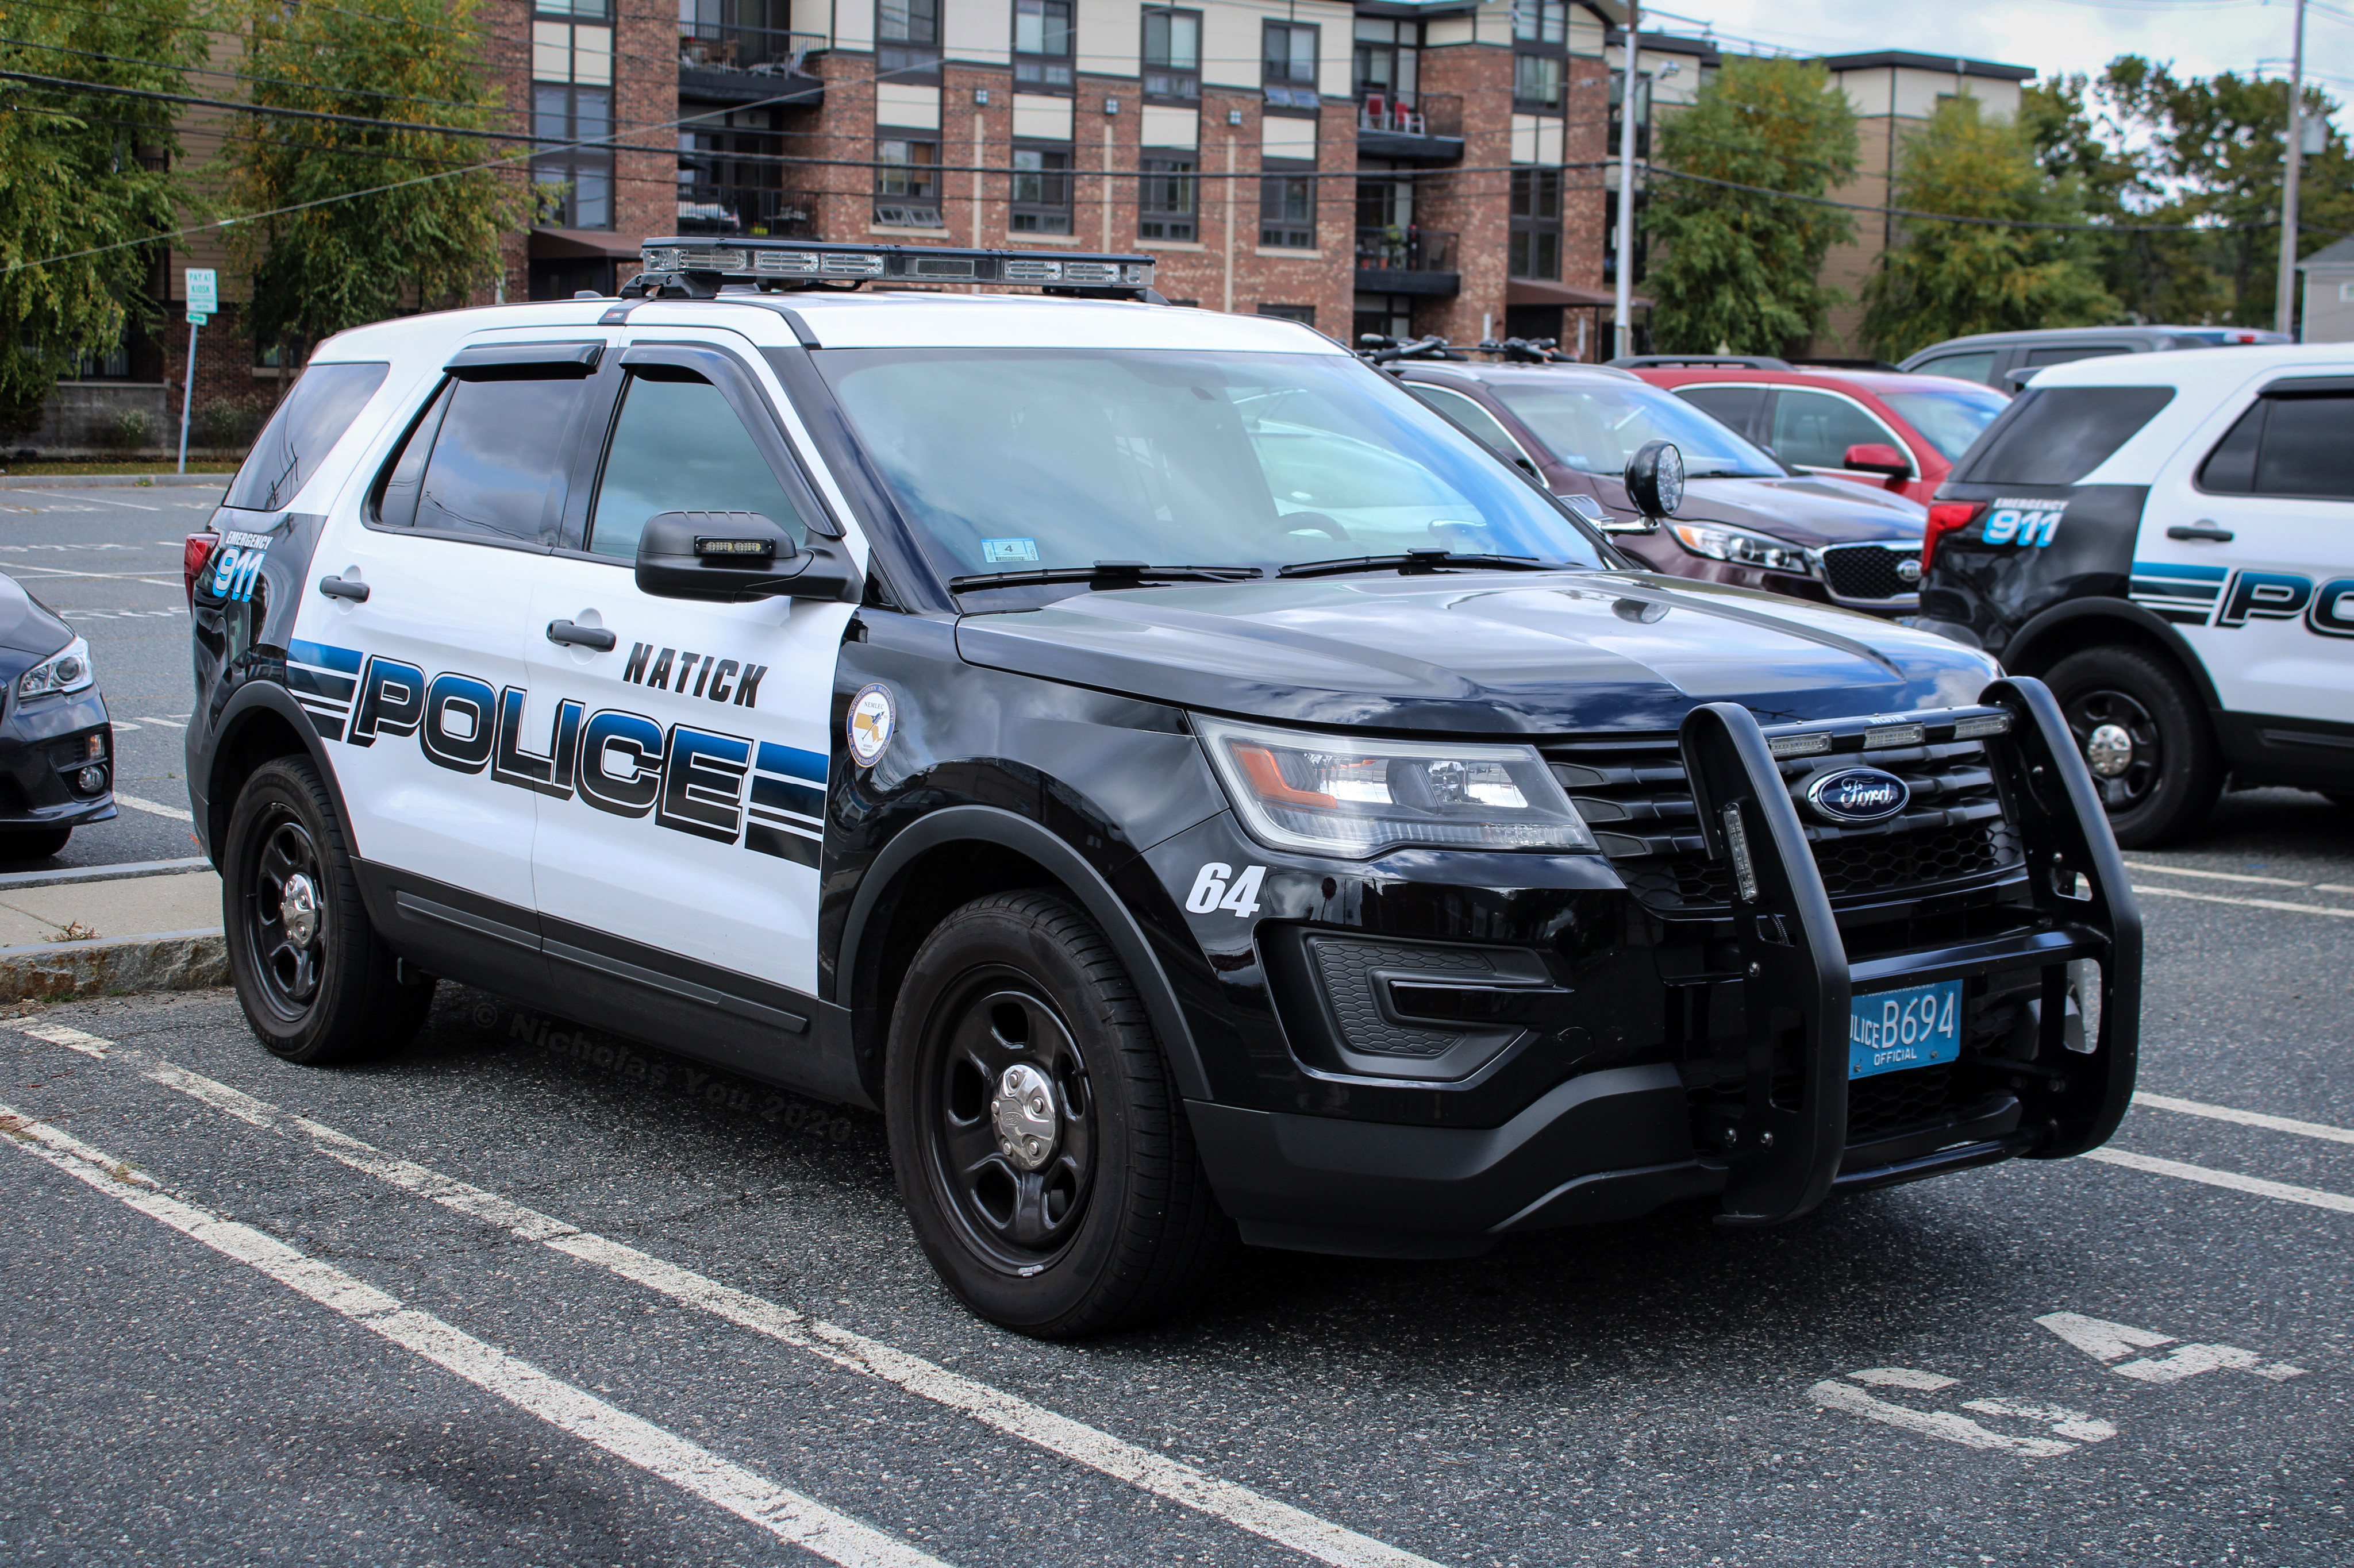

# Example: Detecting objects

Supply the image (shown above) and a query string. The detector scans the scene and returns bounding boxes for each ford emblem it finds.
[1805,766,1910,825]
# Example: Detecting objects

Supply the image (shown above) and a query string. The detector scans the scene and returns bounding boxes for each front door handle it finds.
[546,618,617,651]
[2167,525,2235,543]
[318,575,370,602]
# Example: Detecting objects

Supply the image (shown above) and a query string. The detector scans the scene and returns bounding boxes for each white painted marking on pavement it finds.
[10,489,161,510]
[1957,1398,2117,1444]
[2134,1091,2354,1147]
[2083,1146,2354,1215]
[0,1103,951,1568]
[2120,861,2310,888]
[133,715,187,728]
[1847,1367,1957,1391]
[30,1028,1446,1568]
[1807,1377,2079,1458]
[2130,883,2354,919]
[17,1022,111,1057]
[2034,1312,2306,1383]
[113,793,193,822]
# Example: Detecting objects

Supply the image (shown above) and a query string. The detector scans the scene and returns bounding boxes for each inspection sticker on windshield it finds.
[1849,979,1963,1078]
[980,538,1040,563]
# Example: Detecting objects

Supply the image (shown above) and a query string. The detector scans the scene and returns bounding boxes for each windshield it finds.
[1482,376,1783,479]
[814,349,1610,581]
[1882,383,2010,462]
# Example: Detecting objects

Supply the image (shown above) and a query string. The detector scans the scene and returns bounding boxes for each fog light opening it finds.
[74,765,107,796]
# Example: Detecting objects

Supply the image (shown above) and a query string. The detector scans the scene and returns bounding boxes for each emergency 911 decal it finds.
[1980,498,2067,548]
[293,640,827,868]
[207,530,276,602]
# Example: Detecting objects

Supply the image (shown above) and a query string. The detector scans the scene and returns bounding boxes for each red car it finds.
[1622,359,2010,507]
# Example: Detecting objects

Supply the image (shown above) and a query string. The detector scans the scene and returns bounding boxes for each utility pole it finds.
[2275,0,2309,338]
[1614,2,1639,360]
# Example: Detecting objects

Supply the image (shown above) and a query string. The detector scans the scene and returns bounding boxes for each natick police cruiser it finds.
[184,240,2140,1339]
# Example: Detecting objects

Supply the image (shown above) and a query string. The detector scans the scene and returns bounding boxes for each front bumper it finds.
[0,691,117,830]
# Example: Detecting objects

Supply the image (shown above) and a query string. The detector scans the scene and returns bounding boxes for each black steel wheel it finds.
[885,891,1230,1338]
[222,756,432,1064]
[2043,645,2222,849]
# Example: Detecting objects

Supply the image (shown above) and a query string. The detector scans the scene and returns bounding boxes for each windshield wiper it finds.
[948,560,1264,592]
[1276,549,1553,579]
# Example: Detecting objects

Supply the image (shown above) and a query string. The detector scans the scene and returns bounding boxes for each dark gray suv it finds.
[1901,326,2290,392]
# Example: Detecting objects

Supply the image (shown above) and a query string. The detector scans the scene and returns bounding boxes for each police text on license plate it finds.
[1849,979,1963,1079]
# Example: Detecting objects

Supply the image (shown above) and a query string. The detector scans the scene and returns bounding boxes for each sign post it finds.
[178,268,217,476]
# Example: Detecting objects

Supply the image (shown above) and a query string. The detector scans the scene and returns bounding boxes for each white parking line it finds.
[113,793,193,822]
[2083,1148,2354,1216]
[8,490,161,511]
[2134,1092,2354,1147]
[14,1026,1445,1568]
[0,1103,951,1568]
[132,715,187,728]
[2121,862,2312,888]
[2131,883,2354,919]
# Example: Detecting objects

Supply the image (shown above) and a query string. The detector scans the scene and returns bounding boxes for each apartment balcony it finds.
[1355,227,1459,295]
[675,184,820,238]
[1355,94,1464,162]
[679,24,827,107]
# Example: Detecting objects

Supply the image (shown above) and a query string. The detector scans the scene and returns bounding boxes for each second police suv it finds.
[186,241,2139,1338]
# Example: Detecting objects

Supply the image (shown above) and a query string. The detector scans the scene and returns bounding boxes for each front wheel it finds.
[222,756,432,1064]
[2043,645,2222,849]
[884,891,1229,1338]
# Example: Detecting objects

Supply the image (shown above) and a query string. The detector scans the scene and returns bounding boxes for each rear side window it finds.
[223,361,389,512]
[1770,390,1898,471]
[1912,350,1995,387]
[1675,385,1767,437]
[1953,386,2175,486]
[2023,344,2133,368]
[1404,384,1525,462]
[372,375,586,544]
[2198,392,2354,499]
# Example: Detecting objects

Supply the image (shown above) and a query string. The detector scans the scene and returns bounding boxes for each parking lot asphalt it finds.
[0,484,2347,1566]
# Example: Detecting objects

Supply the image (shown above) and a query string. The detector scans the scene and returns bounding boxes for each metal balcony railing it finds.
[1355,93,1461,140]
[678,22,827,76]
[1356,226,1457,272]
[675,184,820,238]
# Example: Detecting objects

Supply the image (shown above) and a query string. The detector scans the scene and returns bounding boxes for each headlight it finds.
[19,638,94,700]
[1194,716,1594,858]
[1668,521,1816,576]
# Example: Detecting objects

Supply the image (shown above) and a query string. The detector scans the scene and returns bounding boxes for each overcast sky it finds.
[1645,0,2354,128]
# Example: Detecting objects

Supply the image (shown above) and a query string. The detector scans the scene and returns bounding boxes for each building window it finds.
[1014,0,1074,89]
[1513,0,1566,44]
[1352,292,1413,347]
[679,108,806,238]
[1011,144,1073,234]
[875,136,943,226]
[533,84,614,228]
[1514,53,1561,109]
[1509,168,1560,279]
[1142,8,1200,101]
[1139,153,1197,241]
[878,0,940,80]
[1263,21,1319,110]
[1352,18,1417,105]
[1260,159,1316,248]
[1257,303,1316,326]
[538,0,610,16]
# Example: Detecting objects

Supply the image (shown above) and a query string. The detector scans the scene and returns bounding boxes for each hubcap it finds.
[2083,723,2135,779]
[924,979,1096,1265]
[991,1063,1060,1171]
[248,814,328,1018]
[279,873,320,947]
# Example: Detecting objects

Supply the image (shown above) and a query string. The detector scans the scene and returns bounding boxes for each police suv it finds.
[1917,343,2354,847]
[187,240,2138,1338]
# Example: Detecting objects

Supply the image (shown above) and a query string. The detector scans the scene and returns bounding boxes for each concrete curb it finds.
[0,928,225,1003]
[0,473,230,490]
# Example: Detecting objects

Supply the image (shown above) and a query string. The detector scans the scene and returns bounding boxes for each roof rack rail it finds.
[622,238,1161,300]
[1606,354,1794,371]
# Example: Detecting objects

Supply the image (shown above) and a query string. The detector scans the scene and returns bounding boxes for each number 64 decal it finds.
[1184,862,1266,919]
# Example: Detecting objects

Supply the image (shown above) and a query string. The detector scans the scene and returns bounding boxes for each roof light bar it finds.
[635,237,1156,294]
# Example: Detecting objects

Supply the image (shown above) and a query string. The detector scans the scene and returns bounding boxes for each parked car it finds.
[1394,362,1930,614]
[1626,362,2009,508]
[0,573,115,861]
[1898,326,2289,393]
[1917,341,2354,845]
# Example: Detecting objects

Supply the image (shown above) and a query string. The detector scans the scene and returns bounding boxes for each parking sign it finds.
[185,268,217,317]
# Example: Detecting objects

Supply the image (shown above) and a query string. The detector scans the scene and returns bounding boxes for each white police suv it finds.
[189,240,2139,1337]
[1917,342,2354,846]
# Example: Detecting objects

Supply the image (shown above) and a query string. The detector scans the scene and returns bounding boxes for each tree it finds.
[0,0,207,429]
[1861,96,2118,361]
[1641,56,1859,356]
[221,0,525,360]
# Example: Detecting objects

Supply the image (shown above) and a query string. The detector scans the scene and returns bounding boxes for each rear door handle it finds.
[2167,525,2234,543]
[318,575,370,602]
[546,619,617,651]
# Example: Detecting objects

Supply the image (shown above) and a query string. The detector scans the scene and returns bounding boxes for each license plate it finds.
[1849,979,1964,1079]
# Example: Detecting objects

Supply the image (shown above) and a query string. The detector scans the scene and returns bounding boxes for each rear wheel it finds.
[884,891,1229,1338]
[2044,645,2222,849]
[222,756,432,1064]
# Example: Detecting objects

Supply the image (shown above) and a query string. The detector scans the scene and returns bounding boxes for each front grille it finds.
[1820,542,1917,602]
[1547,732,2023,915]
[1847,1064,1973,1142]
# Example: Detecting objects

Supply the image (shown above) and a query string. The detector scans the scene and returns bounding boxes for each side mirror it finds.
[1843,442,1911,483]
[634,510,857,603]
[1622,440,1684,525]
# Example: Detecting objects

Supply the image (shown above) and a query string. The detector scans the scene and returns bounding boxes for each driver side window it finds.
[587,371,809,561]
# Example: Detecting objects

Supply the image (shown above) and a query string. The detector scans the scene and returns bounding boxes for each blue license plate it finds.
[1849,980,1964,1079]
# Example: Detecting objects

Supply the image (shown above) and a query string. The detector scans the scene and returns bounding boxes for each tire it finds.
[2043,645,2223,849]
[884,891,1230,1339]
[221,756,432,1064]
[0,827,70,861]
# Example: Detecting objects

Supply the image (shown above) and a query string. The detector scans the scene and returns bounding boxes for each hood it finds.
[956,571,2001,735]
[0,573,72,657]
[1581,472,1924,548]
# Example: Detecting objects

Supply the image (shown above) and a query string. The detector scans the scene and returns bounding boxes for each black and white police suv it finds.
[187,240,2139,1337]
[1917,342,2354,847]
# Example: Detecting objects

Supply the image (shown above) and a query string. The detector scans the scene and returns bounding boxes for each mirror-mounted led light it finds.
[694,536,775,558]
[1952,712,2012,740]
